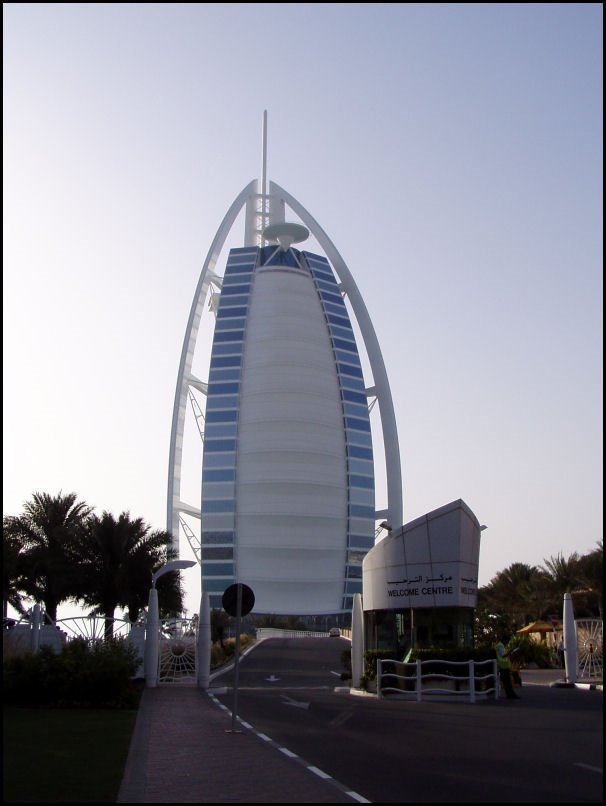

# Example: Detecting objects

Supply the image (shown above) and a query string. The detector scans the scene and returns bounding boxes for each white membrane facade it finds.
[167,118,402,614]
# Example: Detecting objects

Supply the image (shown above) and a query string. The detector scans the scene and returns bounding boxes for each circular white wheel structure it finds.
[167,115,402,615]
[576,619,603,679]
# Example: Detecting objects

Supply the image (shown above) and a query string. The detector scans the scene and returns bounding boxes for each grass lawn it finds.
[3,706,138,803]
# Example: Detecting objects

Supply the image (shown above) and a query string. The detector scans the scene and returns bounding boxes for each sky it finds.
[3,3,603,622]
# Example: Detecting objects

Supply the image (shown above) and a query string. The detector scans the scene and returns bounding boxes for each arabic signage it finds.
[363,499,482,611]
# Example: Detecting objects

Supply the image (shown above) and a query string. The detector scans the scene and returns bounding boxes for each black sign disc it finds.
[222,583,255,617]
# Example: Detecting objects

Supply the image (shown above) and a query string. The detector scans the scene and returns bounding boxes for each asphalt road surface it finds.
[211,637,603,803]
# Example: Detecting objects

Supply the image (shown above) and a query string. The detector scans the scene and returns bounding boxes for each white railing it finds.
[377,658,499,702]
[255,628,331,640]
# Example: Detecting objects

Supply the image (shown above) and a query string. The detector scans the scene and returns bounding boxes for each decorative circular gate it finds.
[576,619,603,679]
[158,618,197,684]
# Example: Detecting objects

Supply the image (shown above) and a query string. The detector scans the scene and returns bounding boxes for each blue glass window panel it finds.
[210,355,242,369]
[260,246,301,267]
[317,279,340,294]
[338,363,364,379]
[331,325,356,342]
[348,533,375,550]
[215,318,246,332]
[327,313,353,329]
[201,513,235,530]
[333,337,358,353]
[203,562,234,577]
[203,500,235,513]
[226,267,254,277]
[323,301,347,317]
[201,547,234,560]
[346,565,363,579]
[220,273,252,288]
[342,401,369,419]
[205,408,238,421]
[217,295,250,308]
[208,368,241,383]
[220,283,251,296]
[349,487,374,505]
[347,457,374,476]
[217,306,248,319]
[347,445,373,461]
[208,382,239,395]
[342,595,354,609]
[347,550,367,564]
[228,247,258,256]
[213,330,244,343]
[349,474,375,490]
[335,349,362,366]
[202,578,233,592]
[203,452,236,469]
[340,374,365,391]
[202,468,236,482]
[223,264,257,282]
[209,593,224,607]
[204,438,237,452]
[350,504,376,519]
[319,290,344,306]
[202,531,234,544]
[205,396,239,410]
[203,423,238,439]
[345,580,363,594]
[345,416,371,433]
[202,482,235,499]
[346,430,372,447]
[311,269,337,285]
[342,389,367,405]
[211,343,243,357]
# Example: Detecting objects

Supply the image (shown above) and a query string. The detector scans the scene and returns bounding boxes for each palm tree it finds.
[480,562,546,629]
[3,492,93,622]
[572,542,603,618]
[72,511,184,638]
[2,528,29,620]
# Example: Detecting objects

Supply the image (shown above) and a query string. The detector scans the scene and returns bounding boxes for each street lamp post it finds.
[144,560,196,688]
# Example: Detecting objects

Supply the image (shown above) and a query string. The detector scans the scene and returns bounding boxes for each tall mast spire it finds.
[261,109,268,201]
[244,111,269,246]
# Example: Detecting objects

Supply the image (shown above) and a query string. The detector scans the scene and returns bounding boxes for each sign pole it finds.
[221,581,254,735]
[230,583,243,733]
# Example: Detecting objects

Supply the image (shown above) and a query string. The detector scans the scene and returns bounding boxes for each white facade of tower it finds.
[235,263,348,613]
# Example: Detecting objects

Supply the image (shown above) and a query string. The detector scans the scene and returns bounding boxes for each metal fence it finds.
[377,658,499,702]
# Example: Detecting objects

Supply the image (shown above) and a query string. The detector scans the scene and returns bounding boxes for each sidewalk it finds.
[117,685,362,804]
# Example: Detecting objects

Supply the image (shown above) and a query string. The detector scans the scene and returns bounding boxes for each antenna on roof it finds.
[263,222,309,251]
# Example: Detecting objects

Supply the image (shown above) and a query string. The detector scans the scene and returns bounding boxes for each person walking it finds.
[495,639,520,699]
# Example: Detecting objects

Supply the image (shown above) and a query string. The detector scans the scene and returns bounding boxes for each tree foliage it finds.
[71,511,184,636]
[3,493,184,628]
[3,492,93,621]
[476,540,603,642]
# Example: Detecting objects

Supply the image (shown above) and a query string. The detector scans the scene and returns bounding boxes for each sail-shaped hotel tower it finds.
[168,115,402,615]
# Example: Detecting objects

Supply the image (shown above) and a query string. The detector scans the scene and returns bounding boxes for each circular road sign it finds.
[222,583,255,617]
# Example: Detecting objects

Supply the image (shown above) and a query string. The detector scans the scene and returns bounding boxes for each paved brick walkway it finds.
[117,686,362,803]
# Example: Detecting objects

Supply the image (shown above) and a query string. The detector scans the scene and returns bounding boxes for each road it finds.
[211,637,603,803]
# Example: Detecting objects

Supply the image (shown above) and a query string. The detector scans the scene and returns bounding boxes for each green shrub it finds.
[3,638,140,709]
[506,635,551,668]
[363,649,398,680]
[209,634,253,669]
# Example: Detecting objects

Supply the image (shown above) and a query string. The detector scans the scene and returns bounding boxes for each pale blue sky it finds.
[3,3,602,618]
